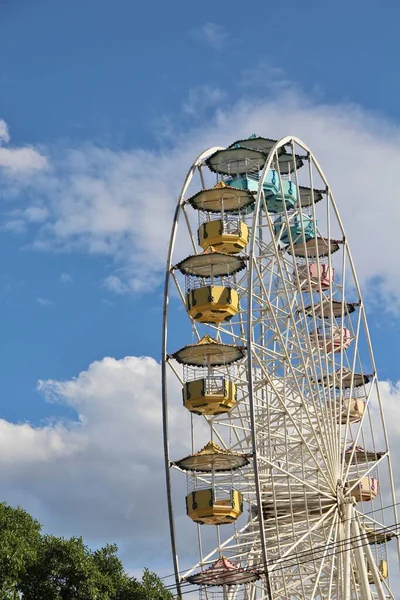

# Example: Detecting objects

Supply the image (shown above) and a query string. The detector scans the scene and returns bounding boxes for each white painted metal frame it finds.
[161,137,399,600]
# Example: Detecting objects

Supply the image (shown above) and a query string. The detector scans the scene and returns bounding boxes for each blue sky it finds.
[3,0,400,149]
[1,0,400,577]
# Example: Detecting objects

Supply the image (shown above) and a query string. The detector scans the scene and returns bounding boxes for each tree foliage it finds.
[0,502,41,598]
[0,502,174,600]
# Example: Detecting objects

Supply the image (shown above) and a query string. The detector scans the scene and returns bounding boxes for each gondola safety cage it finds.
[186,488,243,525]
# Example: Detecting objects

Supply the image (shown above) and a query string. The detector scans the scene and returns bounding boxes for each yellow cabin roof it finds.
[176,250,246,278]
[187,184,255,213]
[175,441,249,472]
[171,336,246,367]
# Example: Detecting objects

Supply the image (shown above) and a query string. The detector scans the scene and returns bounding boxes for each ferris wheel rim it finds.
[161,135,399,599]
[161,145,226,597]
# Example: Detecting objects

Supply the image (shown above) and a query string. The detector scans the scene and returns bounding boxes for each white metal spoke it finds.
[161,136,399,600]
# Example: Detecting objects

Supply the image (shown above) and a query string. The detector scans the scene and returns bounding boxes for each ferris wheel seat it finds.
[368,560,388,583]
[183,378,237,415]
[228,172,278,195]
[266,182,297,213]
[349,476,379,502]
[186,488,243,525]
[186,286,239,324]
[198,219,249,253]
[228,173,297,213]
[312,326,352,353]
[186,556,260,586]
[274,214,315,245]
[339,398,365,423]
[296,263,334,291]
[354,559,388,585]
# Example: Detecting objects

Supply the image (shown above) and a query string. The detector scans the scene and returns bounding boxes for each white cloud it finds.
[24,206,49,223]
[104,274,128,294]
[4,142,189,290]
[37,297,53,307]
[0,355,399,576]
[0,119,48,173]
[182,85,226,118]
[2,218,26,234]
[1,90,400,307]
[371,380,400,472]
[0,146,48,172]
[0,119,10,144]
[60,272,73,284]
[190,22,229,49]
[240,61,294,93]
[0,356,197,565]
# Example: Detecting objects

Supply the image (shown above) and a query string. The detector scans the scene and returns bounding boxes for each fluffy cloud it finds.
[0,355,399,579]
[371,380,400,492]
[190,22,229,49]
[1,90,400,304]
[0,119,10,144]
[0,120,48,172]
[182,85,226,118]
[0,356,198,567]
[0,146,48,172]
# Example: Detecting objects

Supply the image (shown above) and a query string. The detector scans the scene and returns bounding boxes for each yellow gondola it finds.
[186,488,243,525]
[176,250,245,324]
[198,218,249,254]
[172,336,245,415]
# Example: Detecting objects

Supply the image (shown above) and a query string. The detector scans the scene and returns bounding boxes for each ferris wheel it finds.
[161,135,400,600]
